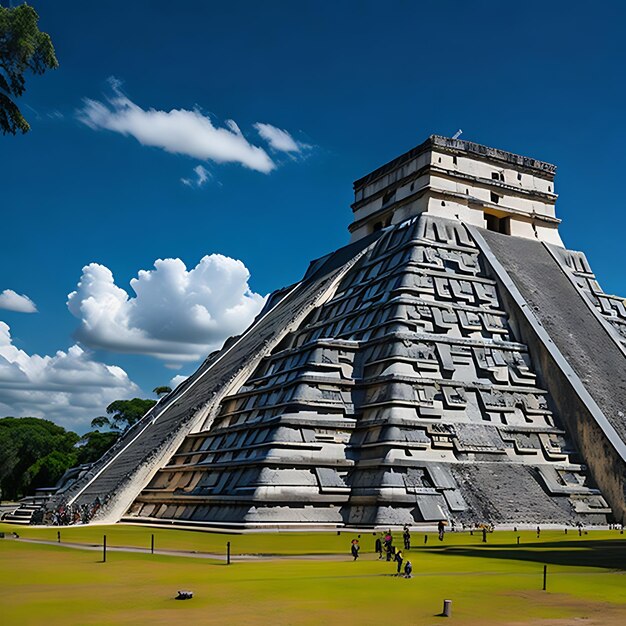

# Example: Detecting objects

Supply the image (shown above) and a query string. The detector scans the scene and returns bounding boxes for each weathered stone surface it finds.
[53,136,626,528]
[123,215,614,527]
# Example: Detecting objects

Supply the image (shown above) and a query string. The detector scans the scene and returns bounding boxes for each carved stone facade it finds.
[127,217,612,526]
[57,136,626,528]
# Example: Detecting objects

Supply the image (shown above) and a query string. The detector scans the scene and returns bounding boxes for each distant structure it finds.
[48,136,626,528]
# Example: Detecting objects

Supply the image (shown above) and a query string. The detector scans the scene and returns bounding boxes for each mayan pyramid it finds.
[56,135,626,528]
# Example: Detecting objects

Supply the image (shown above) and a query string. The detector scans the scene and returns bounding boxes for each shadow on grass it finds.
[427,540,626,570]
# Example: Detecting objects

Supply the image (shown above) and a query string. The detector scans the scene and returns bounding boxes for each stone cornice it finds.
[354,135,556,191]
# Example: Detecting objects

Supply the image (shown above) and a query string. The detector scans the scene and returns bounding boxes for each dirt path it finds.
[7,537,353,561]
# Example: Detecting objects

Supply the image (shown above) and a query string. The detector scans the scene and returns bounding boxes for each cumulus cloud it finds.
[77,78,276,173]
[0,321,139,431]
[0,289,37,313]
[67,255,266,362]
[170,374,189,389]
[254,122,305,153]
[181,164,211,188]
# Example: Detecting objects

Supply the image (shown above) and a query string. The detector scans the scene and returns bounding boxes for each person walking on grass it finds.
[384,531,393,561]
[438,520,446,541]
[375,535,383,559]
[395,548,404,575]
[403,525,411,550]
[404,560,413,578]
[351,538,360,561]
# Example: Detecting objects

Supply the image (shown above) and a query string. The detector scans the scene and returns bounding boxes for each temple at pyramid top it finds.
[350,135,562,246]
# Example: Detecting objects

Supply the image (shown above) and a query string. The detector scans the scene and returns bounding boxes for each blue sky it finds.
[1,0,625,431]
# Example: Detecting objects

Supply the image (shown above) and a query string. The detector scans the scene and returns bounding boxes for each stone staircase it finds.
[2,503,42,525]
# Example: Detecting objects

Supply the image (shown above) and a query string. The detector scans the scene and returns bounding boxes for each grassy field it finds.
[1,524,625,625]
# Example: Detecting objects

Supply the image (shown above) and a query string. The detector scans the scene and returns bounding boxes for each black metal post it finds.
[543,565,547,591]
[227,541,231,565]
[103,535,107,563]
[57,531,61,543]
[151,534,154,554]
[517,536,520,545]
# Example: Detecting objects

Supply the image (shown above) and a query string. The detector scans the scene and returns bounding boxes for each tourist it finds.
[395,548,403,575]
[351,538,360,561]
[404,560,413,578]
[438,520,445,541]
[403,525,411,549]
[375,535,383,559]
[536,526,541,538]
[384,531,393,561]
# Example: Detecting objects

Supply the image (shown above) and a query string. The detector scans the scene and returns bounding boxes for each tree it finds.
[0,417,78,500]
[90,398,157,433]
[81,398,157,465]
[75,430,120,465]
[0,397,158,500]
[0,3,58,134]
[153,386,172,397]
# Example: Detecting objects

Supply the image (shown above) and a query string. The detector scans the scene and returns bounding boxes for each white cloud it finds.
[0,321,139,431]
[77,78,276,173]
[254,122,306,153]
[170,374,189,389]
[67,255,266,362]
[0,289,37,313]
[181,164,211,188]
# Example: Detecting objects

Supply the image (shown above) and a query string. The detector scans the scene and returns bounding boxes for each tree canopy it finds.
[153,386,172,397]
[0,3,58,134]
[90,398,157,433]
[0,396,158,500]
[0,417,78,500]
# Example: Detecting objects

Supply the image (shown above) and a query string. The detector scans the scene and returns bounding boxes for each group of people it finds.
[368,527,414,577]
[350,520,456,575]
[32,498,101,526]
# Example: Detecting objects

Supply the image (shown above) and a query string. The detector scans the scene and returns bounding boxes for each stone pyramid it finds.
[59,136,626,528]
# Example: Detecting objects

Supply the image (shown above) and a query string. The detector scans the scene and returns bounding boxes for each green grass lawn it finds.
[1,521,624,561]
[1,526,625,625]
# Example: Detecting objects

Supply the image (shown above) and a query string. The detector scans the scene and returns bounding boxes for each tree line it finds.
[0,388,170,501]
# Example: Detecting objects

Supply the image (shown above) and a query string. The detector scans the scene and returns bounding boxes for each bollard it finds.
[424,534,428,544]
[103,535,107,563]
[543,565,547,591]
[57,531,61,543]
[151,534,154,554]
[443,599,452,617]
[517,536,520,545]
[227,541,231,565]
